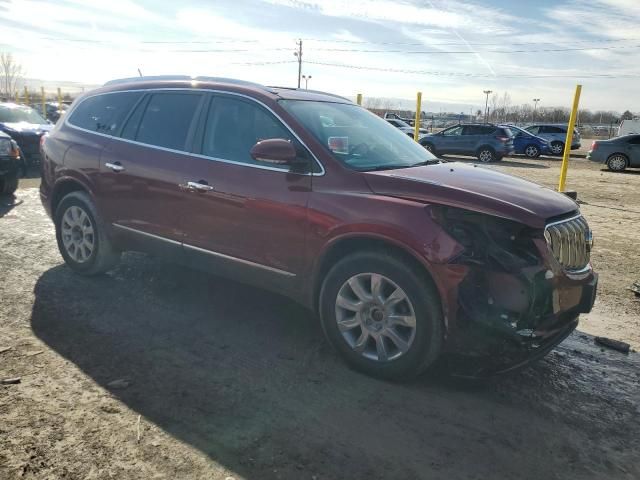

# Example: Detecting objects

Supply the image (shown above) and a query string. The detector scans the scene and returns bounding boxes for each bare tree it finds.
[1,52,24,98]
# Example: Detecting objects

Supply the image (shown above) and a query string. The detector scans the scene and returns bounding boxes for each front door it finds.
[178,94,313,289]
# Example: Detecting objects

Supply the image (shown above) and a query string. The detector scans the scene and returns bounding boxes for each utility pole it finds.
[483,90,492,124]
[294,39,303,88]
[532,98,540,122]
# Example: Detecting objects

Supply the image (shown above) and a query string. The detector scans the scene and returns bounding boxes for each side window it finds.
[527,126,539,135]
[120,96,148,141]
[68,92,142,134]
[202,96,296,168]
[462,126,479,135]
[547,126,564,134]
[628,136,640,145]
[134,93,202,151]
[442,126,463,136]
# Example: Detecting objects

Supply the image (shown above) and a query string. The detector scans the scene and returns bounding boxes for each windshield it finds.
[0,106,47,124]
[280,100,436,171]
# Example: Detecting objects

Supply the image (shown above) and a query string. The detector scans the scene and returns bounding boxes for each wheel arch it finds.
[311,234,442,316]
[51,177,93,216]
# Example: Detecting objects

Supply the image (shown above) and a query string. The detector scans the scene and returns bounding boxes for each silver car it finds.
[587,134,640,172]
[525,124,581,155]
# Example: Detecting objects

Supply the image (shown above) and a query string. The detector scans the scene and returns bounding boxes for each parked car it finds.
[419,123,515,162]
[385,118,428,137]
[502,124,551,158]
[0,103,52,169]
[34,102,69,123]
[587,134,640,172]
[40,76,597,379]
[524,124,581,155]
[0,130,21,195]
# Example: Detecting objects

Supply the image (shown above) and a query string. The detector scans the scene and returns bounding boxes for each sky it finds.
[0,0,638,112]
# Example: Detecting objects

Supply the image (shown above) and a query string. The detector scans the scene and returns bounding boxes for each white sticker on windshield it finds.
[328,136,349,154]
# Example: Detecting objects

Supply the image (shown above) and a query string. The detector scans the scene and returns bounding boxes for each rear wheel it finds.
[607,153,628,172]
[54,191,120,275]
[524,144,540,158]
[0,173,18,195]
[477,147,495,163]
[319,251,443,380]
[550,141,564,156]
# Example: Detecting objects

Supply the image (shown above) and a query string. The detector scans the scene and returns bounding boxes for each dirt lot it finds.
[1,158,639,480]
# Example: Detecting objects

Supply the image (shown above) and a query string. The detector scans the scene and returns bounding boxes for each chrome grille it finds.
[544,215,591,271]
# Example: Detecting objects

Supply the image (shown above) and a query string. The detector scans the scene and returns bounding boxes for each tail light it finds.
[591,141,598,151]
[9,140,20,159]
[496,136,510,143]
[40,133,48,150]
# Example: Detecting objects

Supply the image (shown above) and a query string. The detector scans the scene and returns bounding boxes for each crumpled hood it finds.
[1,122,52,135]
[363,162,578,228]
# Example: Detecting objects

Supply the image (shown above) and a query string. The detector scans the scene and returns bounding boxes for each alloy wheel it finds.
[478,149,494,162]
[335,273,417,362]
[525,145,539,157]
[550,142,564,155]
[61,205,95,263]
[608,154,627,171]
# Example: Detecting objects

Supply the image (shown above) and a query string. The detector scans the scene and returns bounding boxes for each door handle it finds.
[105,162,124,172]
[186,180,214,192]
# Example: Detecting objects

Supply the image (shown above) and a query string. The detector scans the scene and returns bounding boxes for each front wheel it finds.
[54,191,120,275]
[0,173,18,195]
[319,251,443,380]
[524,144,540,158]
[550,141,564,156]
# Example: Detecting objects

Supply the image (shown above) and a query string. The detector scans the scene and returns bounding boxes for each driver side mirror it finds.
[250,138,297,166]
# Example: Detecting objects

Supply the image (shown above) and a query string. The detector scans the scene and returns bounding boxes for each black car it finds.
[0,130,21,195]
[0,103,52,170]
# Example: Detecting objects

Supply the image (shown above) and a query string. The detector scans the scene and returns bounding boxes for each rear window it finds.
[496,127,513,137]
[68,92,142,134]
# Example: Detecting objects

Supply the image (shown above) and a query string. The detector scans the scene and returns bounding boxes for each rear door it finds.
[98,90,205,254]
[178,93,314,286]
[628,135,640,166]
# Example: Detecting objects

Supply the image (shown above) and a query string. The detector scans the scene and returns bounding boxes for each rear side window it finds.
[496,127,513,137]
[526,126,539,134]
[628,135,640,145]
[542,126,565,134]
[134,93,202,151]
[202,96,295,167]
[464,125,494,135]
[68,92,142,134]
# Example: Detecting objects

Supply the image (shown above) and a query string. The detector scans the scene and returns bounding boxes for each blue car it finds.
[501,125,550,158]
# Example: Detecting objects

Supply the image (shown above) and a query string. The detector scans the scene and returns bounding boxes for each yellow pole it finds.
[558,84,582,192]
[57,87,62,114]
[413,91,422,142]
[24,86,29,106]
[356,93,362,106]
[41,87,46,120]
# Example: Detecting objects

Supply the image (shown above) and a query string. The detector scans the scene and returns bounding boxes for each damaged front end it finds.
[431,206,597,377]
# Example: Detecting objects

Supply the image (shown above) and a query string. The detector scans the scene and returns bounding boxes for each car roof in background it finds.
[0,103,34,110]
[98,76,353,104]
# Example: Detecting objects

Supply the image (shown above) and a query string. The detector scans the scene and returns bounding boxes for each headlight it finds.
[0,138,12,156]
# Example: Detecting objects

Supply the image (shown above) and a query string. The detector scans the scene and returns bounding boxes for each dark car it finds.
[524,124,581,155]
[501,125,551,158]
[40,76,597,379]
[0,130,21,195]
[419,124,515,162]
[0,103,53,169]
[587,134,640,172]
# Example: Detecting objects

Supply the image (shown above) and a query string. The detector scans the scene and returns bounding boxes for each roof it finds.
[100,76,352,104]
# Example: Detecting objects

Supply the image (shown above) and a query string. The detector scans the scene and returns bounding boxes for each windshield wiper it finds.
[360,164,414,172]
[408,159,440,167]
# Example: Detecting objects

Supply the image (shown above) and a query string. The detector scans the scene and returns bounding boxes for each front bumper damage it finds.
[431,207,597,377]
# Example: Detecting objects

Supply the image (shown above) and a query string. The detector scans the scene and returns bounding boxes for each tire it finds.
[550,141,564,156]
[524,144,540,158]
[54,191,120,275]
[606,153,628,172]
[422,142,437,156]
[477,147,495,163]
[0,173,19,195]
[319,250,443,380]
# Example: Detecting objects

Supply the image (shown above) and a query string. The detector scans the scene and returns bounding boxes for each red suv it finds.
[40,77,597,379]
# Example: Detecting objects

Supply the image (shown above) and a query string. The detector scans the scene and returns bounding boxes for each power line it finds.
[303,60,640,78]
[306,44,640,54]
[304,36,640,46]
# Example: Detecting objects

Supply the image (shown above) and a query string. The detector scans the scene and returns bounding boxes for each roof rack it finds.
[266,86,351,102]
[104,75,267,89]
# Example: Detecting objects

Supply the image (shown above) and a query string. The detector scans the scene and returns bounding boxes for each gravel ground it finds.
[1,158,639,480]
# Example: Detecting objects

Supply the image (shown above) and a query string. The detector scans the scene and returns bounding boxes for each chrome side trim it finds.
[183,243,296,277]
[113,223,296,277]
[64,88,325,176]
[112,223,181,245]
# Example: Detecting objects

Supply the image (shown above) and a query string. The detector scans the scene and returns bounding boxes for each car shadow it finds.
[440,155,549,169]
[0,193,23,218]
[600,168,640,176]
[30,256,639,479]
